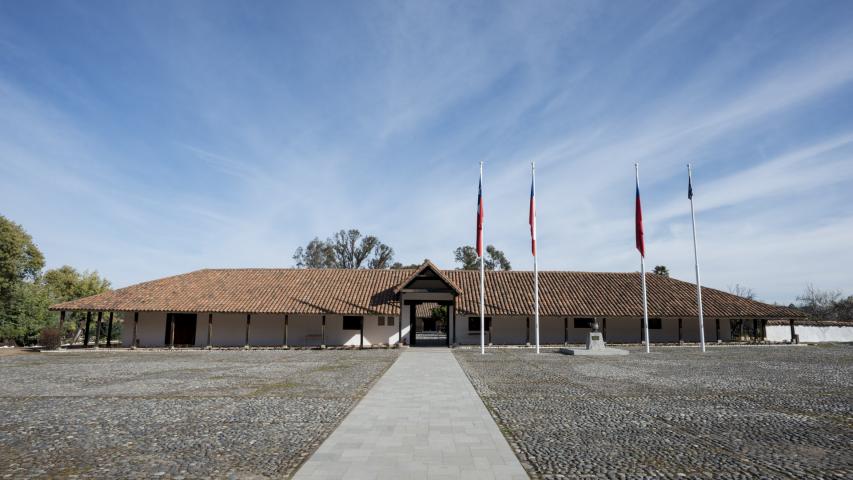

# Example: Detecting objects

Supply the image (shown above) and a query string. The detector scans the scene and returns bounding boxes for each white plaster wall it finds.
[288,315,323,346]
[364,315,401,345]
[194,313,209,347]
[249,314,285,346]
[490,316,527,345]
[210,313,246,347]
[131,312,167,347]
[767,325,853,343]
[603,317,641,343]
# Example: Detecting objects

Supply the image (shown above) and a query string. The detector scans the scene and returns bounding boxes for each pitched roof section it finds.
[50,268,804,318]
[393,260,461,294]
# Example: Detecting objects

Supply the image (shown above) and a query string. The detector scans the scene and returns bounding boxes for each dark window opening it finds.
[574,318,594,329]
[468,316,491,332]
[649,318,662,329]
[343,316,362,330]
[387,316,395,326]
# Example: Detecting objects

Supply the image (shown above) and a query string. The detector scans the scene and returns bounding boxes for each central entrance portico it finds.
[394,261,460,347]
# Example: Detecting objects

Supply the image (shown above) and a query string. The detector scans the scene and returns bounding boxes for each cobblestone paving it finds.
[454,345,853,479]
[0,349,399,479]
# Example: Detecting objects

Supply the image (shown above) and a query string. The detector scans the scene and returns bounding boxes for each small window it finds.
[377,316,385,326]
[468,316,491,332]
[649,318,662,329]
[574,318,594,329]
[343,316,362,330]
[387,316,395,326]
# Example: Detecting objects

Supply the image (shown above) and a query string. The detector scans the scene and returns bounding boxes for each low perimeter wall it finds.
[766,325,853,343]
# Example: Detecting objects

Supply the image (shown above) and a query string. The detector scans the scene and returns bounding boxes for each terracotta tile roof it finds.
[50,265,803,319]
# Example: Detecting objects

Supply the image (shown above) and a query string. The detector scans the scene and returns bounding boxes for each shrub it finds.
[39,327,62,350]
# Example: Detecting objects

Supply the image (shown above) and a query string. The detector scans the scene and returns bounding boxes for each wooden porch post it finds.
[132,312,138,349]
[398,303,403,346]
[283,315,288,348]
[678,318,683,343]
[752,319,758,342]
[525,317,530,346]
[360,316,364,349]
[106,312,114,348]
[321,315,326,348]
[409,304,416,347]
[789,319,796,343]
[168,313,175,349]
[207,313,213,348]
[488,317,492,346]
[450,301,455,346]
[563,318,568,345]
[640,318,644,344]
[94,311,103,349]
[602,318,607,341]
[715,319,720,342]
[59,310,65,331]
[245,314,251,348]
[84,311,92,346]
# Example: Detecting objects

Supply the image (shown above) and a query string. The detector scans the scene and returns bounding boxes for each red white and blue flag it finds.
[476,174,484,257]
[529,172,536,256]
[635,174,645,258]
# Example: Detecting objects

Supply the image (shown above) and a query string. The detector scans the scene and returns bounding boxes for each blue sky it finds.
[1,1,852,304]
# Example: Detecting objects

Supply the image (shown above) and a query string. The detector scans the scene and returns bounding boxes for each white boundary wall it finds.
[766,325,853,343]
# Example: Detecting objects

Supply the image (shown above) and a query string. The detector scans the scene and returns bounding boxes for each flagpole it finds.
[480,161,486,355]
[688,164,706,353]
[532,162,540,354]
[636,164,650,354]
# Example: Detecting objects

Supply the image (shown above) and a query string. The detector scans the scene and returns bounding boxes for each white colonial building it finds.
[51,261,804,348]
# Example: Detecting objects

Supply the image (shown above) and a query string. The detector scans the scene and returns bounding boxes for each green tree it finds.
[653,265,669,277]
[293,229,395,269]
[0,215,46,344]
[44,266,111,337]
[453,245,511,271]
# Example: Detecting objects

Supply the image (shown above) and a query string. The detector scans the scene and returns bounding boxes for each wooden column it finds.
[446,305,451,347]
[84,311,92,346]
[789,319,796,343]
[525,317,530,346]
[207,313,213,348]
[59,310,66,331]
[398,302,403,346]
[488,317,492,346]
[168,313,175,349]
[283,314,288,348]
[640,318,645,344]
[132,312,138,349]
[106,312,114,348]
[563,318,568,345]
[245,314,251,347]
[450,301,455,346]
[321,315,326,348]
[94,311,103,349]
[360,316,364,349]
[752,319,758,342]
[715,319,720,342]
[678,318,683,343]
[761,319,767,341]
[602,318,607,341]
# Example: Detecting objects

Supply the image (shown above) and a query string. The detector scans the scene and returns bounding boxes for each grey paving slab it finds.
[294,348,528,480]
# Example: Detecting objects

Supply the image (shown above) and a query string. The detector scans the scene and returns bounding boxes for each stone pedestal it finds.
[560,331,629,356]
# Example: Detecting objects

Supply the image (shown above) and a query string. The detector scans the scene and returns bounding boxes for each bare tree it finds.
[796,284,843,320]
[728,283,756,300]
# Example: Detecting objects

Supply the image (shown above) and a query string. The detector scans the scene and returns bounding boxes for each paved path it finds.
[294,349,528,480]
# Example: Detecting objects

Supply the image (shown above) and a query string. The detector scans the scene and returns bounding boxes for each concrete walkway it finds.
[294,349,528,480]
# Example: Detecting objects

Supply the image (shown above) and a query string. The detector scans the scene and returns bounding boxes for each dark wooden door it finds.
[165,313,197,346]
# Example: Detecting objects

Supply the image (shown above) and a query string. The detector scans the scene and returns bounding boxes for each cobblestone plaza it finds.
[455,345,853,479]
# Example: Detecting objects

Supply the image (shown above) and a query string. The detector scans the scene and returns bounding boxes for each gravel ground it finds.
[454,345,853,479]
[0,349,399,479]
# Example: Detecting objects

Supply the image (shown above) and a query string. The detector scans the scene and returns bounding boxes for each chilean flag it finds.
[635,174,645,258]
[476,176,484,257]
[529,174,536,256]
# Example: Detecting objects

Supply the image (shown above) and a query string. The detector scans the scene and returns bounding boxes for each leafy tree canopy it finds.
[653,265,669,277]
[293,229,395,269]
[454,245,511,271]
